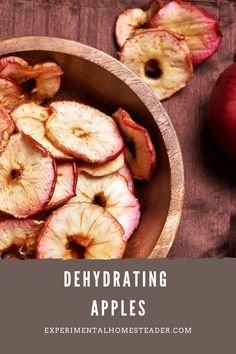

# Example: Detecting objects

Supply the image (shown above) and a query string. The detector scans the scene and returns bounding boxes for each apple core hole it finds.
[67,240,85,259]
[20,78,36,92]
[11,168,22,179]
[144,59,162,79]
[93,193,106,207]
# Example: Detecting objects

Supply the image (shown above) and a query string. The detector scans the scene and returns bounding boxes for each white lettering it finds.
[64,271,71,287]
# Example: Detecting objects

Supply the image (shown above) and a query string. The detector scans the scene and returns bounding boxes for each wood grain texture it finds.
[0,0,234,258]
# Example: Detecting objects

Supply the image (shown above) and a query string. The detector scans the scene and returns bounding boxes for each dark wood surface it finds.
[0,0,235,258]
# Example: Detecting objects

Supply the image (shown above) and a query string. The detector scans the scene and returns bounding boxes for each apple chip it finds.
[120,28,193,100]
[115,8,147,48]
[113,108,156,181]
[46,101,124,163]
[148,0,222,65]
[0,61,63,103]
[0,55,28,71]
[0,132,56,218]
[78,151,125,177]
[37,202,125,259]
[0,219,44,259]
[70,171,140,241]
[11,101,52,122]
[115,0,163,48]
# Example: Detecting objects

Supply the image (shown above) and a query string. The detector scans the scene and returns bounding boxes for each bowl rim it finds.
[0,36,185,258]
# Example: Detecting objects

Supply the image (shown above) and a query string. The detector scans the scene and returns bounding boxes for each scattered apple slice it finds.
[113,108,156,181]
[147,0,222,65]
[0,77,23,112]
[0,61,63,103]
[120,28,193,100]
[115,8,147,48]
[37,202,125,259]
[46,101,124,163]
[0,132,56,218]
[12,102,72,160]
[118,164,134,193]
[0,106,15,155]
[70,171,140,241]
[78,151,125,177]
[0,219,44,259]
[115,0,163,48]
[45,162,77,210]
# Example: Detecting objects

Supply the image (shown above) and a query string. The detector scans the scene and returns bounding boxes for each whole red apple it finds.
[207,63,236,159]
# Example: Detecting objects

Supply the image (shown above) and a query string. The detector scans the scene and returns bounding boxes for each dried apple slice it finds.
[0,132,56,218]
[0,61,63,103]
[0,219,44,259]
[70,172,140,241]
[115,1,163,48]
[115,8,147,48]
[0,106,15,155]
[0,77,23,112]
[148,0,222,65]
[118,165,134,193]
[46,101,124,163]
[113,108,156,181]
[0,56,28,71]
[78,151,125,177]
[120,29,193,100]
[45,162,77,210]
[37,202,125,259]
[12,102,72,160]
[11,101,52,122]
[29,63,63,102]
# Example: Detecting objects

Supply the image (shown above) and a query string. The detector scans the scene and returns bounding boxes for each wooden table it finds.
[0,0,235,258]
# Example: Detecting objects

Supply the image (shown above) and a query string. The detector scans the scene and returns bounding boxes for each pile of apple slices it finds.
[115,0,222,100]
[0,56,156,260]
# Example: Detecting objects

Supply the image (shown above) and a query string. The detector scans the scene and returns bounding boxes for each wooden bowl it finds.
[0,36,184,258]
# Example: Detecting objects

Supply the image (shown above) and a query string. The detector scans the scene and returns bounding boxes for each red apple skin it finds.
[113,108,156,181]
[207,63,236,160]
[45,162,78,210]
[148,0,222,66]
